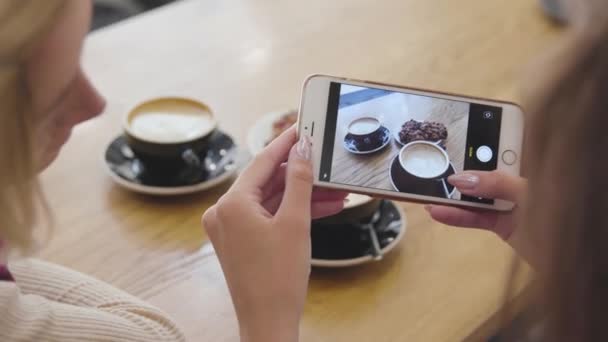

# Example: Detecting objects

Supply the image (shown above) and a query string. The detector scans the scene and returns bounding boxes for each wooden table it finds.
[37,0,561,340]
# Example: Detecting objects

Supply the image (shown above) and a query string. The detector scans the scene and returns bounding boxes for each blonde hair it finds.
[0,0,66,253]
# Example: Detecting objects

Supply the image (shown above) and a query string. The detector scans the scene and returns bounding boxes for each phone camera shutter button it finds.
[502,150,517,165]
[476,146,493,163]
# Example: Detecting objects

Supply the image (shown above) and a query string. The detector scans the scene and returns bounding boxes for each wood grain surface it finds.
[35,0,561,341]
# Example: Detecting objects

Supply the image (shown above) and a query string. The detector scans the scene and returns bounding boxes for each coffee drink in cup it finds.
[127,98,215,143]
[129,111,215,143]
[124,98,217,172]
[347,117,381,136]
[399,141,449,179]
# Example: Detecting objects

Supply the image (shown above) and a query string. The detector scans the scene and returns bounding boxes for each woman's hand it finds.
[425,170,527,240]
[425,171,541,268]
[202,127,346,342]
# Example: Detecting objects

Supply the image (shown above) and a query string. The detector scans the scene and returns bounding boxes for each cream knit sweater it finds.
[0,259,186,341]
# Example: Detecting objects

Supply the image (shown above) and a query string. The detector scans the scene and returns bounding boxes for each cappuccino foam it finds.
[348,118,380,135]
[401,144,448,178]
[130,111,213,143]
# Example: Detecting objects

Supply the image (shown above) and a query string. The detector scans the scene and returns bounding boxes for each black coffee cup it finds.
[123,97,217,174]
[345,117,385,150]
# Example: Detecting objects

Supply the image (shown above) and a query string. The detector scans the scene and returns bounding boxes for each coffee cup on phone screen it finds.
[398,141,450,179]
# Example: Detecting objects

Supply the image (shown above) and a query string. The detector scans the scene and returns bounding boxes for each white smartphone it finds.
[298,74,524,211]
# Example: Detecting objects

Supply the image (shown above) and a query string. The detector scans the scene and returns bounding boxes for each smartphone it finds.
[298,74,524,211]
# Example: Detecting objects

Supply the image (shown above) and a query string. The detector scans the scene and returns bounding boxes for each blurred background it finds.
[92,0,180,30]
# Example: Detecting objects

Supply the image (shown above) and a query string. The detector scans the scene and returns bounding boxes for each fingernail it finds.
[448,173,480,189]
[296,135,311,160]
[423,205,432,212]
[343,198,350,205]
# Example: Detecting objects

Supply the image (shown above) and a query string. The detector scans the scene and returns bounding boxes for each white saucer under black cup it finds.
[310,200,406,267]
[104,130,240,195]
[389,155,456,198]
[247,109,297,155]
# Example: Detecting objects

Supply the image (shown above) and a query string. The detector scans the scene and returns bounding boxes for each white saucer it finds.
[343,126,392,155]
[393,129,405,145]
[247,109,297,155]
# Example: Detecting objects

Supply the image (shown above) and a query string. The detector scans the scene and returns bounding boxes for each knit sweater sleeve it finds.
[0,258,186,341]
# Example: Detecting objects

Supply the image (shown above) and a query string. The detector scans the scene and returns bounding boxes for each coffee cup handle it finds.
[182,149,201,168]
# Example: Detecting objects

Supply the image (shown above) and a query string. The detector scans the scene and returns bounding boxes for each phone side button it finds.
[502,150,517,165]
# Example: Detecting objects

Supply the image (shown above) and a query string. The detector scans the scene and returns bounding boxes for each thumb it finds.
[447,170,526,202]
[277,135,313,221]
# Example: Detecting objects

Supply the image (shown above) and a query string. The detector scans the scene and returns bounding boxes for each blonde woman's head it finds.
[0,0,105,254]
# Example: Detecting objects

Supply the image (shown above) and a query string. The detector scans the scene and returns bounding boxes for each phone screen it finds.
[318,82,503,204]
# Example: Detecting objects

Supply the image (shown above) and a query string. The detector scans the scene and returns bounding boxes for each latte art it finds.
[129,111,214,143]
[400,144,448,178]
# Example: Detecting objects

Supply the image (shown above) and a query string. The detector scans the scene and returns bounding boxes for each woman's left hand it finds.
[202,127,346,342]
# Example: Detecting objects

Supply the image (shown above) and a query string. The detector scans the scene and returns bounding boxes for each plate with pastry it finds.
[247,109,298,155]
[394,119,448,149]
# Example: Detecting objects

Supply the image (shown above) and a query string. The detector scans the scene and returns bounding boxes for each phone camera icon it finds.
[483,111,494,119]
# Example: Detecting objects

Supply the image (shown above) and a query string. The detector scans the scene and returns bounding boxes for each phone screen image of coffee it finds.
[400,143,448,179]
[348,117,380,135]
[328,86,468,199]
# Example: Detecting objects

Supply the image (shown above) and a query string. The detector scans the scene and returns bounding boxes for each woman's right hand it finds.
[425,170,527,240]
[425,171,542,268]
